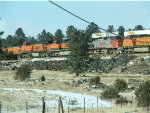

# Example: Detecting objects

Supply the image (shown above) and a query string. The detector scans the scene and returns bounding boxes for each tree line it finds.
[1,28,64,47]
[0,24,146,48]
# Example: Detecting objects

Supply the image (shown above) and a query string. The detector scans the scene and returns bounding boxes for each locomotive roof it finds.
[91,32,118,38]
[124,30,150,37]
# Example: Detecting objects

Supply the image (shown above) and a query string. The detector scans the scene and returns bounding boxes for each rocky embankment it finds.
[0,54,150,75]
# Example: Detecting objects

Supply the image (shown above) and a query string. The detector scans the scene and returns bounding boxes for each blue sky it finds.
[0,1,150,38]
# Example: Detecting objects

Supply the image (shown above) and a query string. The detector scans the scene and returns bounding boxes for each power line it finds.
[49,0,90,24]
[48,0,119,36]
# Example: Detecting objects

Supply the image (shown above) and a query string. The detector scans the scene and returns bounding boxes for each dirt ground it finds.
[0,70,150,113]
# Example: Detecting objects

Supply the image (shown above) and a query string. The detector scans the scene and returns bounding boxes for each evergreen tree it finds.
[133,25,144,30]
[15,28,25,37]
[46,32,53,43]
[0,31,4,36]
[126,28,132,31]
[15,28,26,46]
[38,30,53,44]
[54,29,64,44]
[68,28,89,76]
[0,33,6,60]
[0,31,4,47]
[26,36,38,45]
[66,25,76,39]
[107,25,115,32]
[0,37,3,54]
[117,26,125,37]
[85,22,100,41]
[5,35,15,47]
[4,28,26,47]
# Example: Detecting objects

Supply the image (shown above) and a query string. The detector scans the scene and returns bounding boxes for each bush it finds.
[135,80,150,107]
[89,76,100,85]
[41,75,45,82]
[101,86,120,99]
[128,78,143,84]
[0,52,18,60]
[15,64,31,81]
[115,96,129,105]
[114,79,128,92]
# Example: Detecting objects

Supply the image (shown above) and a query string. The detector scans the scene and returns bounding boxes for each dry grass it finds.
[0,70,150,113]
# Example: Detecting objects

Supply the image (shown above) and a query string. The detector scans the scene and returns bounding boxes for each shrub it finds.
[0,52,18,60]
[128,78,143,84]
[89,76,100,85]
[115,96,129,105]
[15,64,31,81]
[41,75,45,82]
[101,86,119,99]
[114,79,128,92]
[135,80,150,107]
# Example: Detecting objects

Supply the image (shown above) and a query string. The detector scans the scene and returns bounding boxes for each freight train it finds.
[2,30,150,58]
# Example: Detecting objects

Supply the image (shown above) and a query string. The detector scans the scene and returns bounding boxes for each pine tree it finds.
[117,26,125,37]
[133,25,144,30]
[54,29,64,44]
[67,27,89,76]
[85,22,100,41]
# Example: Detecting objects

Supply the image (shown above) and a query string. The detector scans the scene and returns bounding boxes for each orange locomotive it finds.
[3,43,69,58]
[122,30,150,53]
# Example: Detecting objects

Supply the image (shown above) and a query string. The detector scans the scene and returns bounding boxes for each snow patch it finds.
[1,88,111,109]
[30,57,67,62]
[143,56,150,60]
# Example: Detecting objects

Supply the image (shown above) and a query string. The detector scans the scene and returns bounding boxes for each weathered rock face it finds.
[86,54,136,73]
[0,58,68,71]
[124,57,150,75]
[0,60,19,70]
[29,60,67,71]
[0,54,150,75]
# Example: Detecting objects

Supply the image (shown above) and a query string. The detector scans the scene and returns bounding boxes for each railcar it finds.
[122,30,150,53]
[89,32,122,54]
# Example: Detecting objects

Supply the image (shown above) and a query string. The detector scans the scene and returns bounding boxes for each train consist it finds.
[2,30,150,58]
[3,43,69,58]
